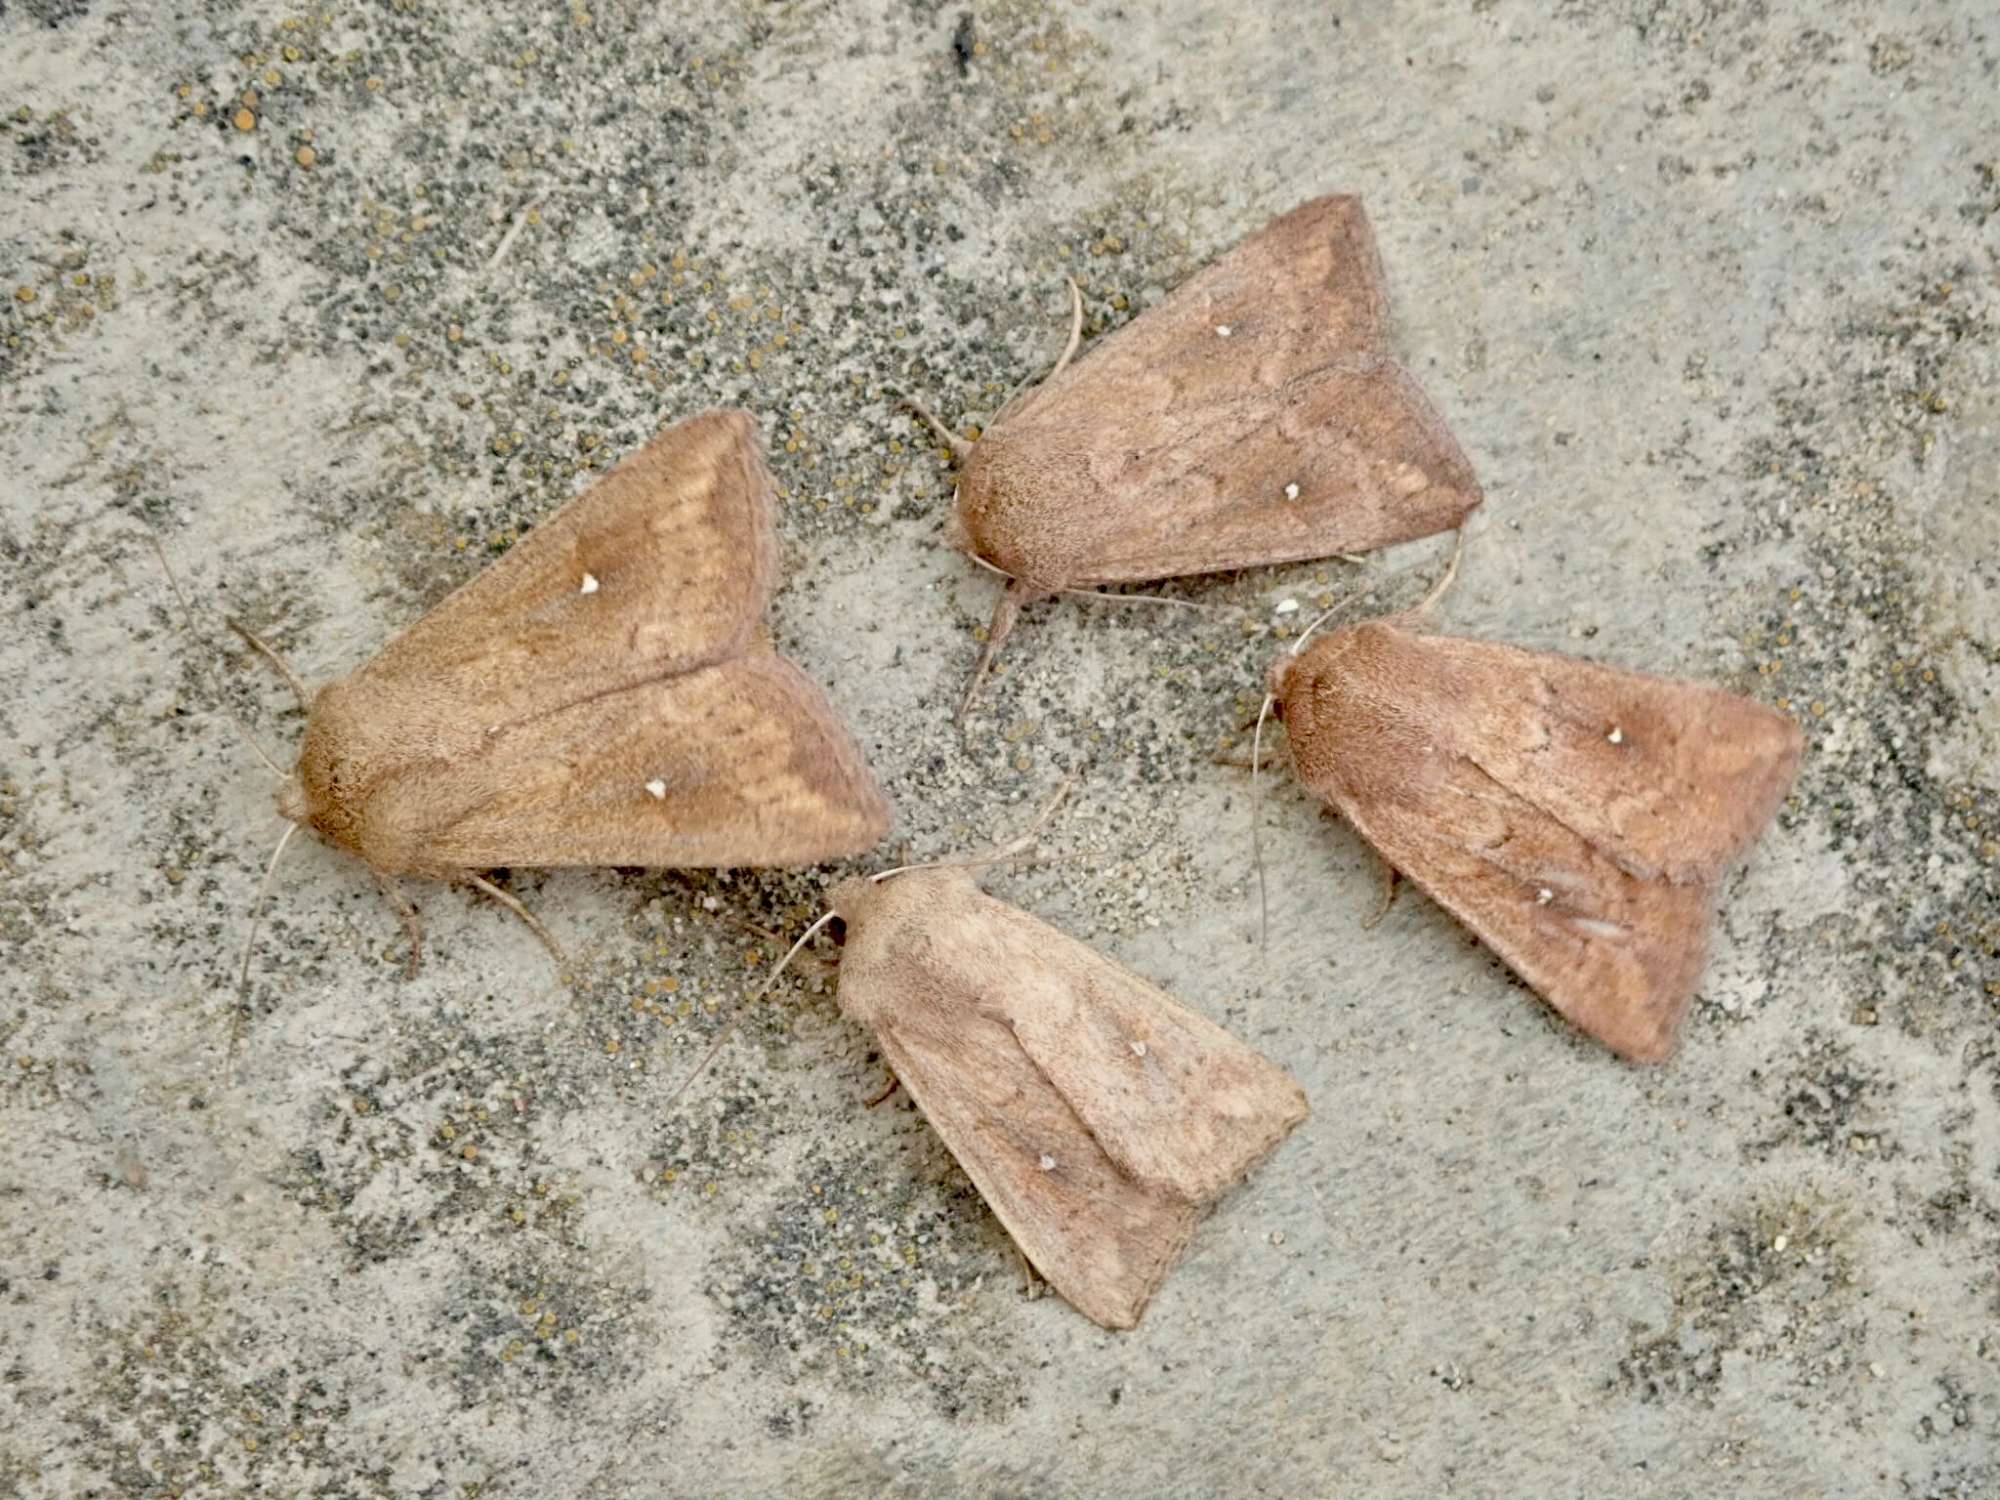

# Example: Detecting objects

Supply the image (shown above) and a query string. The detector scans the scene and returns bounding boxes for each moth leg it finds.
[863,1070,900,1108]
[373,872,425,975]
[225,617,312,712]
[464,873,566,964]
[959,575,1038,719]
[1015,1243,1046,1303]
[1214,740,1290,772]
[1361,860,1402,931]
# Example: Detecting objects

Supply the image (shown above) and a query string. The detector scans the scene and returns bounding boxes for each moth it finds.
[238,408,892,968]
[1270,619,1804,1062]
[913,195,1484,706]
[828,866,1307,1329]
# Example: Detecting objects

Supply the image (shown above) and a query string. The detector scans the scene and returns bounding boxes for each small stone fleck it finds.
[1773,1234,1789,1252]
[13,286,34,304]
[1274,598,1300,615]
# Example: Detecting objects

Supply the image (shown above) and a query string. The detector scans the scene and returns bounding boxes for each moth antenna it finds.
[1046,277,1084,384]
[225,618,312,713]
[959,576,1035,720]
[233,819,302,1066]
[891,389,975,464]
[143,533,290,780]
[1286,528,1469,661]
[1004,278,1089,420]
[373,871,425,975]
[1250,693,1275,953]
[663,909,840,1109]
[870,769,1080,883]
[486,194,546,273]
[1058,587,1215,612]
[463,873,564,963]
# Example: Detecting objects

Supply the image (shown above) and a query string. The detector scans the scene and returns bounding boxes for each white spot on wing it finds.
[1215,323,1232,337]
[1536,888,1554,905]
[580,572,600,594]
[1130,1040,1147,1058]
[1283,482,1300,501]
[644,779,667,800]
[1607,726,1624,744]
[1038,1153,1057,1171]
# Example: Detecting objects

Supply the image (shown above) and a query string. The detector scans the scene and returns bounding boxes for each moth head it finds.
[276,774,308,825]
[828,875,881,930]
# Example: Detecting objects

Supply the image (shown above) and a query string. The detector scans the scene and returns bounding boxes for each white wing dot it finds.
[1536,888,1554,905]
[1607,726,1624,744]
[1215,323,1233,337]
[1130,1040,1147,1058]
[580,572,600,594]
[1038,1153,1057,1171]
[644,779,667,800]
[1283,482,1300,501]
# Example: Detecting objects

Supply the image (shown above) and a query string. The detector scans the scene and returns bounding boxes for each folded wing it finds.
[350,409,778,749]
[408,652,890,870]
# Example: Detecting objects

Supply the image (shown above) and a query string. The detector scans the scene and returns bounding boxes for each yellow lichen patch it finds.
[233,108,257,132]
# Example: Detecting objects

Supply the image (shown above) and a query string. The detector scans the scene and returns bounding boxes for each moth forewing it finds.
[255,408,889,967]
[926,195,1483,702]
[830,869,1306,1329]
[1272,620,1803,1061]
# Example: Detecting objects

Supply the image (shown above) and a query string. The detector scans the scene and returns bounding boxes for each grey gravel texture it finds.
[3,0,1997,1495]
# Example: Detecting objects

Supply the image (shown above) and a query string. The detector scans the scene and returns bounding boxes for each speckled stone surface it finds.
[2,1,1995,1495]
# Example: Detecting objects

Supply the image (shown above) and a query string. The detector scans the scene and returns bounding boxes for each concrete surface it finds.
[3,0,1996,1495]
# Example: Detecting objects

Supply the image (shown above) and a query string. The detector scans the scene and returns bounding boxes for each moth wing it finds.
[349,409,777,736]
[837,870,1301,1329]
[1001,957,1307,1206]
[864,1007,1202,1331]
[1331,754,1717,1062]
[958,197,1481,586]
[409,652,889,870]
[1436,634,1805,885]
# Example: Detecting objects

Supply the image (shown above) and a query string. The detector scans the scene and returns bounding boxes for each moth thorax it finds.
[276,776,309,824]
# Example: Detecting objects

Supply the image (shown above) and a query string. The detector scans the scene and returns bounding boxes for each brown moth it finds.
[246,408,891,966]
[1270,619,1804,1062]
[828,866,1307,1329]
[917,195,1484,705]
